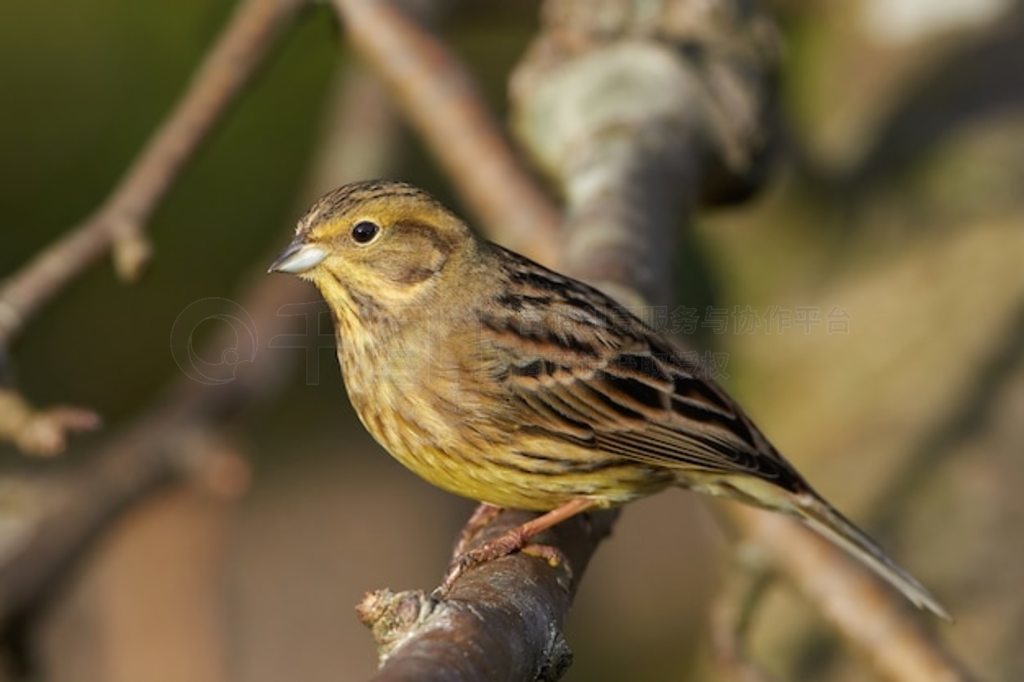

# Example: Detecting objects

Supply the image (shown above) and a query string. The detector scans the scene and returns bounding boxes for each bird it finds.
[268,179,948,619]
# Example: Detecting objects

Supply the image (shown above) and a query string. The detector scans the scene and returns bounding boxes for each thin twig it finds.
[709,547,776,682]
[0,59,402,629]
[0,0,306,348]
[0,0,306,455]
[330,0,562,265]
[0,389,100,457]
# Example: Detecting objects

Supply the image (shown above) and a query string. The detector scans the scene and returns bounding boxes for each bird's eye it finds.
[351,220,380,244]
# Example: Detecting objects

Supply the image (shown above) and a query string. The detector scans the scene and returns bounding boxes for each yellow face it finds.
[269,181,473,311]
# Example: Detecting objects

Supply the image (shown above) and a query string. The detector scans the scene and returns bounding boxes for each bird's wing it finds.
[498,342,803,488]
[479,268,804,491]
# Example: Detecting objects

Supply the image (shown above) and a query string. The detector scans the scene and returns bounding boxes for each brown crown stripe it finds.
[298,180,446,235]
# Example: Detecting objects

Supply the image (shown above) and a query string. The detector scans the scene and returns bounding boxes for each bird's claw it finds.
[452,503,503,557]
[433,535,572,600]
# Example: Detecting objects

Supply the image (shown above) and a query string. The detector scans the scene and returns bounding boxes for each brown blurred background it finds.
[2,1,1023,680]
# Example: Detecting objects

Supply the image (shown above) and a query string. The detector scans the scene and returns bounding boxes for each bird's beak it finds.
[267,238,327,274]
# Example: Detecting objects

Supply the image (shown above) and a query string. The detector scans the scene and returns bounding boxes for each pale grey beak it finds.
[268,239,327,274]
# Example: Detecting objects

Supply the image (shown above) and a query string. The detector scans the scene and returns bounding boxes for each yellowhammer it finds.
[269,179,947,619]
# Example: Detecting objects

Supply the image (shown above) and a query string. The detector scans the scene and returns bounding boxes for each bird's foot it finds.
[451,503,503,557]
[433,498,594,599]
[434,523,530,598]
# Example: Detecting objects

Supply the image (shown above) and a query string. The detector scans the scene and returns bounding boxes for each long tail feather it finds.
[795,494,951,621]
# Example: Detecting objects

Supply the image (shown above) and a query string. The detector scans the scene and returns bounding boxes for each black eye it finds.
[351,220,379,244]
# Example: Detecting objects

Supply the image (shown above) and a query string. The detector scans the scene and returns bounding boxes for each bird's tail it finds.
[794,493,951,621]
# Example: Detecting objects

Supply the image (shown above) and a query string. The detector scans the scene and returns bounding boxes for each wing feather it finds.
[506,351,803,488]
[487,250,808,492]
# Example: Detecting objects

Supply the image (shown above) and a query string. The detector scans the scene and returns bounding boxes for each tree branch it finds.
[354,0,777,677]
[0,0,306,344]
[513,1,972,679]
[359,509,617,682]
[404,1,966,680]
[330,0,562,265]
[0,0,307,455]
[0,1,978,678]
[0,389,100,457]
[708,547,775,682]
[738,509,974,682]
[0,59,403,630]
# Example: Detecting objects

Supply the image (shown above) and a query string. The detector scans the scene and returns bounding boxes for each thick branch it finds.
[0,397,248,625]
[0,0,306,348]
[510,1,971,681]
[359,509,617,682]
[330,0,562,265]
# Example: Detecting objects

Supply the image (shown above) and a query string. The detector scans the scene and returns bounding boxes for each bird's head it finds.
[269,180,474,314]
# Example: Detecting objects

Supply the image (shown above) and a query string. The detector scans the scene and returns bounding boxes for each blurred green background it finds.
[2,1,1023,681]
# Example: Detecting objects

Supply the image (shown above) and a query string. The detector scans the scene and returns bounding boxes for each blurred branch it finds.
[780,6,1024,208]
[737,509,973,682]
[0,389,100,457]
[709,548,775,682]
[0,59,402,643]
[775,300,1024,679]
[509,0,778,305]
[0,0,306,454]
[37,483,241,682]
[843,11,1024,195]
[330,0,562,265]
[870,299,1024,535]
[509,1,972,681]
[0,318,264,629]
[0,0,305,345]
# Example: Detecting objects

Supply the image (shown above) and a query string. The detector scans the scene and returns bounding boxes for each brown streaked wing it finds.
[484,265,805,490]
[487,247,807,491]
[502,347,806,491]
